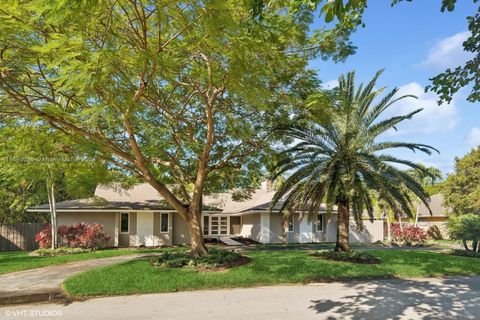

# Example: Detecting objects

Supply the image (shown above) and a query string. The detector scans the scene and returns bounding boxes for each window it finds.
[120,213,129,233]
[160,213,169,233]
[203,215,209,235]
[288,218,294,232]
[316,214,323,232]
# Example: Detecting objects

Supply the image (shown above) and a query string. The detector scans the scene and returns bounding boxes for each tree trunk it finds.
[186,207,208,257]
[473,239,478,253]
[414,205,419,227]
[335,201,351,252]
[47,181,58,249]
[463,239,470,251]
[386,214,391,242]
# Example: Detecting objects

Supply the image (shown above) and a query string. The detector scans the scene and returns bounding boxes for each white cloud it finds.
[383,82,459,136]
[322,79,338,90]
[417,156,453,175]
[467,128,480,148]
[418,31,473,70]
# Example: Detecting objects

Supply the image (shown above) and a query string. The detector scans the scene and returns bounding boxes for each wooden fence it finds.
[0,223,45,251]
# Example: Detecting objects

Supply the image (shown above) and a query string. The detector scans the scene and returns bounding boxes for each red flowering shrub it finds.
[76,223,110,249]
[34,226,52,249]
[35,223,110,249]
[391,223,427,245]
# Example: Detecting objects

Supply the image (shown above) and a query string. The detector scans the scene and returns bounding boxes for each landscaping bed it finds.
[29,247,91,257]
[150,248,250,271]
[312,250,380,264]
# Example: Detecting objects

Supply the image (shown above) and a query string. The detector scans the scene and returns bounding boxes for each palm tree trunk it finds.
[335,201,351,252]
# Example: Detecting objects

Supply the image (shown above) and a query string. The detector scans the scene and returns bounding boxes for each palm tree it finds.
[272,70,437,251]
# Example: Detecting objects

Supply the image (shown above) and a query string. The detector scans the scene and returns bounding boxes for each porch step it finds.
[219,237,245,246]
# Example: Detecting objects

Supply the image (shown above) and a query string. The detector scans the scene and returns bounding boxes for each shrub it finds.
[35,223,110,249]
[29,247,90,256]
[312,250,380,264]
[427,225,444,240]
[150,248,243,269]
[391,223,427,246]
[447,214,480,252]
[34,226,53,249]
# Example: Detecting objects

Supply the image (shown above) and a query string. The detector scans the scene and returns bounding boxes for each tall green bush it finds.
[447,214,480,252]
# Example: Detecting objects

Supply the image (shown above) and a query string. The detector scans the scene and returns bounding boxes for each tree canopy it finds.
[0,122,115,223]
[0,0,358,255]
[442,147,480,215]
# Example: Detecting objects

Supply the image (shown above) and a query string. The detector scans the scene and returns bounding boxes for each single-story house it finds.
[28,182,384,247]
[415,193,452,236]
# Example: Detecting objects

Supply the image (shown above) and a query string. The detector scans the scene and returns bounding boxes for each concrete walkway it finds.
[1,276,479,319]
[0,254,153,301]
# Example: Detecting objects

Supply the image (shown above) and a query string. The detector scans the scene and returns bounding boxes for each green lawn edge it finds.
[0,247,178,275]
[63,249,480,297]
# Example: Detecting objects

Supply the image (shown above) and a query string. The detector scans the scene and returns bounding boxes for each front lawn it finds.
[0,248,174,275]
[63,249,480,297]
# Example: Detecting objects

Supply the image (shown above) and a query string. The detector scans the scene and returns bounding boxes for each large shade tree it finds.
[272,71,437,251]
[0,1,358,255]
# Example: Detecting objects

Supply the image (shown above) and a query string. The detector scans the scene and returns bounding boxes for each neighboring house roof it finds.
[416,194,452,218]
[29,182,328,214]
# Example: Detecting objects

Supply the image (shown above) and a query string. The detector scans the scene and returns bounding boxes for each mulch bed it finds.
[312,251,381,265]
[194,256,252,272]
[316,255,381,264]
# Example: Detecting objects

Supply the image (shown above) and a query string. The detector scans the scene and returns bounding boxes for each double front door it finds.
[203,215,229,236]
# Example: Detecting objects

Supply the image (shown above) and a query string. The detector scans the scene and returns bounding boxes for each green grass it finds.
[0,247,178,275]
[63,249,480,297]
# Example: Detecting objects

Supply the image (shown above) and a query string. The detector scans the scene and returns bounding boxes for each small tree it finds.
[0,123,113,248]
[447,214,480,252]
[442,148,480,216]
[406,165,443,226]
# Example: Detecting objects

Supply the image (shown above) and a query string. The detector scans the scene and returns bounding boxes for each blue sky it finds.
[309,1,479,175]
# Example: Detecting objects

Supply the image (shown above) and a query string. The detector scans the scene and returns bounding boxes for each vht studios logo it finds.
[4,309,63,317]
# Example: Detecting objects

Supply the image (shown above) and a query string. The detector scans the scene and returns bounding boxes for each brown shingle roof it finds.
[417,194,452,217]
[29,183,332,214]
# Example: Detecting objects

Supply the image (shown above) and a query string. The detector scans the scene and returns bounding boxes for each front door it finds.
[137,212,154,246]
[206,216,229,236]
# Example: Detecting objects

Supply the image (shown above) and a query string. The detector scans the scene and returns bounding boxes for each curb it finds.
[0,289,69,306]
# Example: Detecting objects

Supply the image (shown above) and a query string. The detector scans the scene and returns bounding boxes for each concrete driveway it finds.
[0,254,154,304]
[1,276,479,320]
